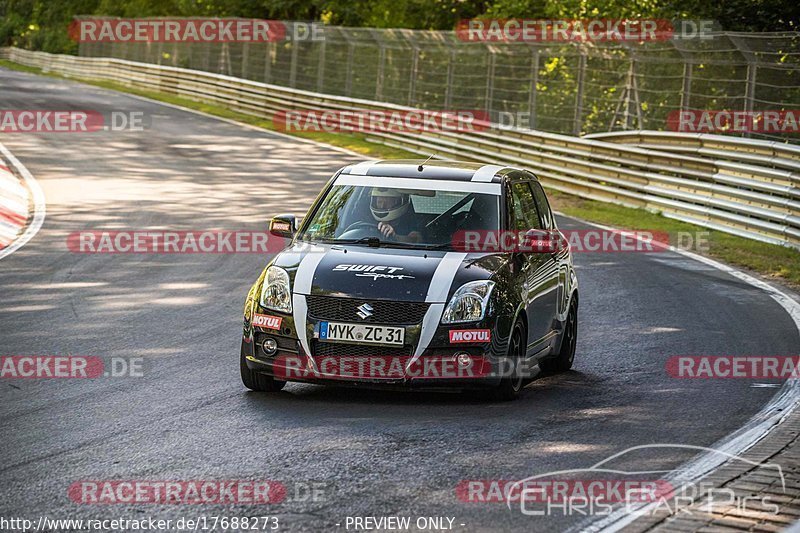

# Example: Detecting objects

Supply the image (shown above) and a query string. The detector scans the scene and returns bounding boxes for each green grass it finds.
[2,58,799,289]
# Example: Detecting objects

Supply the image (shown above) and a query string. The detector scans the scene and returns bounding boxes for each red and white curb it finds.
[0,142,45,259]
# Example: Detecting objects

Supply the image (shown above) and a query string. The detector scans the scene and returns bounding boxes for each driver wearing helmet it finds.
[370,188,423,243]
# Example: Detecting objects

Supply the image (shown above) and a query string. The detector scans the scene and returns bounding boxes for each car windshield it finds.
[298,184,500,249]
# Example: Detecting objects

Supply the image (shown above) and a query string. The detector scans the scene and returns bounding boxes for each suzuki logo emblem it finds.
[356,303,374,320]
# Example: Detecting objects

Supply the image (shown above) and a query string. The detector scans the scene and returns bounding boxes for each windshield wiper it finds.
[321,236,386,248]
[353,237,383,248]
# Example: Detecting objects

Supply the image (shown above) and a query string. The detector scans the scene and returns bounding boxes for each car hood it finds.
[271,242,507,303]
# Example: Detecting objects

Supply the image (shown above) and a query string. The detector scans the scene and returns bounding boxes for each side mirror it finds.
[521,229,566,253]
[269,214,297,239]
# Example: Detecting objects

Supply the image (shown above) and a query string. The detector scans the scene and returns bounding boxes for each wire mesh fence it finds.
[78,22,800,143]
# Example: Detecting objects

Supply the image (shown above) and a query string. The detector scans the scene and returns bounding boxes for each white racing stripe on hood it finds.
[292,249,327,358]
[426,252,467,303]
[293,249,326,295]
[411,252,467,360]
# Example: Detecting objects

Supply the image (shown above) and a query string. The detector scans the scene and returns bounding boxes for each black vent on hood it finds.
[306,295,429,325]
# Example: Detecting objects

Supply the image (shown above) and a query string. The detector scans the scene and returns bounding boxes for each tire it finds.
[240,339,286,392]
[492,318,526,401]
[542,299,577,372]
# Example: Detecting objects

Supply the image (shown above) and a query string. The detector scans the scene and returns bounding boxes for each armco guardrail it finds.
[587,130,800,174]
[2,47,798,249]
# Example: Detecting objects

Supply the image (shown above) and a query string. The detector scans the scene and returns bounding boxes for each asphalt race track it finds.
[1,67,798,532]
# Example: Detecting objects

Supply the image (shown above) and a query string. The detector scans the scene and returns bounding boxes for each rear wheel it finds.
[542,299,577,372]
[240,339,286,392]
[492,319,526,401]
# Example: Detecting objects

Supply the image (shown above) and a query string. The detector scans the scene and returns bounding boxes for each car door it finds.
[508,179,560,352]
[530,180,570,319]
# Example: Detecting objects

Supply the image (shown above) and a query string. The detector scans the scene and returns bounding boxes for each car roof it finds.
[339,160,534,184]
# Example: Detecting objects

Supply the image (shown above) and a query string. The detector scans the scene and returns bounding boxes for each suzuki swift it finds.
[241,160,578,400]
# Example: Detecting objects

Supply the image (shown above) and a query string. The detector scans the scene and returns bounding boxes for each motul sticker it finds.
[449,329,491,343]
[252,314,282,330]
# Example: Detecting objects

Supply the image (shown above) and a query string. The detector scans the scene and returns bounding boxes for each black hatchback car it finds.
[241,160,578,400]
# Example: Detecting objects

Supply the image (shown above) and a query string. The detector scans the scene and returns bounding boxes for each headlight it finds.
[441,280,495,324]
[259,266,292,313]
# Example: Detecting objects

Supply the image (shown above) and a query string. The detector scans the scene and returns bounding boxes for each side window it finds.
[530,182,553,230]
[510,182,542,231]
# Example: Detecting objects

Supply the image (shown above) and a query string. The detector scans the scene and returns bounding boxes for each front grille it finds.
[312,341,413,358]
[306,295,429,325]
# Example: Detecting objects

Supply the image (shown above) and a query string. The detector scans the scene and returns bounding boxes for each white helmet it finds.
[370,188,410,222]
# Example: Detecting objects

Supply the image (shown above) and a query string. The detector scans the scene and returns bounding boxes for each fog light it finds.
[261,337,278,356]
[455,352,472,367]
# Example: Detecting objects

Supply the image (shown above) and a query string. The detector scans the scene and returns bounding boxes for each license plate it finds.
[319,322,404,346]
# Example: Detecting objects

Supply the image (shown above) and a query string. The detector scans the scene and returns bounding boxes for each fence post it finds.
[345,42,355,96]
[484,48,496,118]
[316,39,326,93]
[263,43,272,84]
[408,47,419,106]
[744,61,758,135]
[680,61,693,112]
[573,51,587,136]
[376,44,386,101]
[729,34,758,138]
[444,48,456,108]
[202,42,211,72]
[528,48,540,130]
[289,41,299,88]
[241,43,249,79]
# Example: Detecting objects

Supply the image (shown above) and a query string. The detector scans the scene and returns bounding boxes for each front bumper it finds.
[242,299,512,389]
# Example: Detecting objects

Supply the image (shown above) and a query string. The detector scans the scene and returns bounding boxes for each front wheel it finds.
[542,299,577,372]
[240,339,286,392]
[492,319,526,401]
